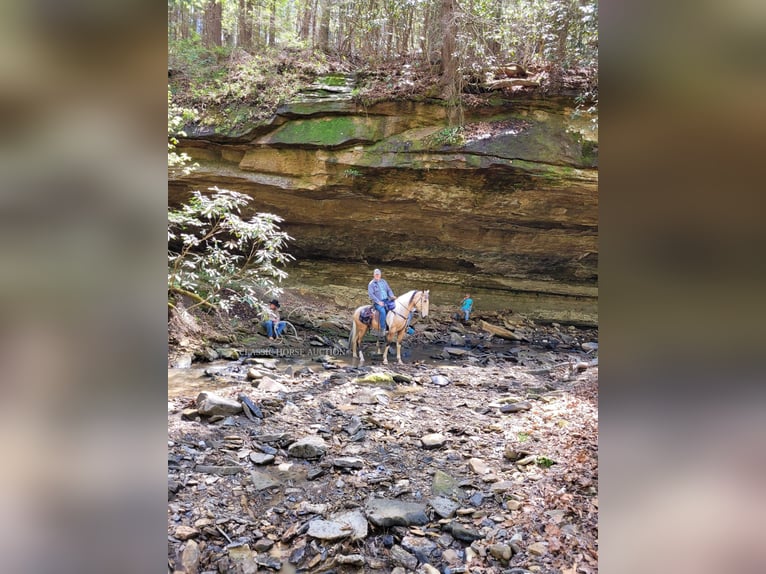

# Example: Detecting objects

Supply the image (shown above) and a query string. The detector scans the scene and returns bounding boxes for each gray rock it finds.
[429,496,459,518]
[172,353,193,369]
[196,392,243,416]
[432,470,462,498]
[450,332,466,346]
[195,347,219,362]
[174,525,199,540]
[180,539,200,574]
[430,374,451,386]
[333,457,364,469]
[444,346,470,356]
[390,545,418,570]
[581,341,598,352]
[527,541,547,556]
[421,433,447,449]
[287,436,328,459]
[249,452,275,465]
[217,348,240,360]
[499,401,532,413]
[249,469,280,490]
[344,417,363,435]
[256,376,289,393]
[332,510,368,540]
[253,538,274,552]
[489,481,515,493]
[255,554,282,569]
[448,523,484,542]
[336,554,365,565]
[401,534,437,559]
[468,492,484,507]
[468,458,491,475]
[488,543,512,561]
[307,519,353,541]
[365,498,429,527]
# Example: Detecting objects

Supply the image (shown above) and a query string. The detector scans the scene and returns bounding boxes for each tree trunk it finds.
[439,0,461,124]
[268,0,277,47]
[254,2,261,46]
[486,0,503,59]
[238,0,253,48]
[317,0,330,53]
[203,0,223,47]
[299,2,312,42]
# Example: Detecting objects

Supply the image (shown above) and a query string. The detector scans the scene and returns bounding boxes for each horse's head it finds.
[416,290,430,317]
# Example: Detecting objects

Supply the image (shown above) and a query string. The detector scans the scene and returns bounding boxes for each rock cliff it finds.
[169,76,597,320]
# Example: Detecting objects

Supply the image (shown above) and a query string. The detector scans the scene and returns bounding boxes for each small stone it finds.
[527,542,547,556]
[581,342,598,352]
[336,554,365,565]
[430,374,451,386]
[499,402,532,413]
[488,543,512,561]
[429,496,459,518]
[365,498,429,527]
[174,525,199,540]
[468,458,491,475]
[249,452,275,465]
[307,519,353,541]
[333,456,364,469]
[217,348,240,360]
[181,408,200,420]
[448,523,484,542]
[506,499,522,511]
[256,377,290,393]
[196,392,243,416]
[249,469,280,490]
[421,433,447,449]
[390,545,418,570]
[180,539,200,574]
[287,436,328,459]
[253,538,274,552]
[503,445,518,460]
[489,481,514,493]
[172,354,193,369]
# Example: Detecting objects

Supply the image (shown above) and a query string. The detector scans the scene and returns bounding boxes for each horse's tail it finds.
[348,317,356,353]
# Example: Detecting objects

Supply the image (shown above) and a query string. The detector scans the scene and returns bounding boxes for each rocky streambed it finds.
[168,299,598,574]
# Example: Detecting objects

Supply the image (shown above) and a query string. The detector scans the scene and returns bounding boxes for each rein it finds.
[391,290,421,321]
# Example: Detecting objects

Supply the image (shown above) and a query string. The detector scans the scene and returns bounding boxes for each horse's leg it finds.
[358,323,367,363]
[396,330,406,364]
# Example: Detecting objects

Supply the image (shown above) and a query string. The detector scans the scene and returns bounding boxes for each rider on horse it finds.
[368,268,394,332]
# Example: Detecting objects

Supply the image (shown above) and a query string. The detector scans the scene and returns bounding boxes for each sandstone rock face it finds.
[170,85,597,320]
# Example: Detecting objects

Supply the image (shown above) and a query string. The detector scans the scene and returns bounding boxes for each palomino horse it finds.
[348,290,430,364]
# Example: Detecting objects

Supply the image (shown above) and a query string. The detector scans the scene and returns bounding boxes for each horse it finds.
[348,290,430,364]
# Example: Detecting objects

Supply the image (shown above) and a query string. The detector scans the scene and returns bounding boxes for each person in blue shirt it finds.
[460,293,473,322]
[262,299,286,340]
[367,268,395,332]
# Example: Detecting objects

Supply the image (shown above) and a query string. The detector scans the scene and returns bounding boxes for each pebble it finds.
[174,525,199,540]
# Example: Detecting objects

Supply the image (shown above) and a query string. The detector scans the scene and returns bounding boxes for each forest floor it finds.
[168,289,598,574]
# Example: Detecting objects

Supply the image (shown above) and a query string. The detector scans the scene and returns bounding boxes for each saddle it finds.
[360,306,374,325]
[360,305,386,331]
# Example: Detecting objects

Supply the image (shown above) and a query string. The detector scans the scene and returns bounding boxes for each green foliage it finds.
[168,188,294,312]
[168,89,199,176]
[343,168,362,178]
[425,127,465,149]
[167,90,293,312]
[517,432,530,443]
[169,42,329,128]
[536,456,556,468]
